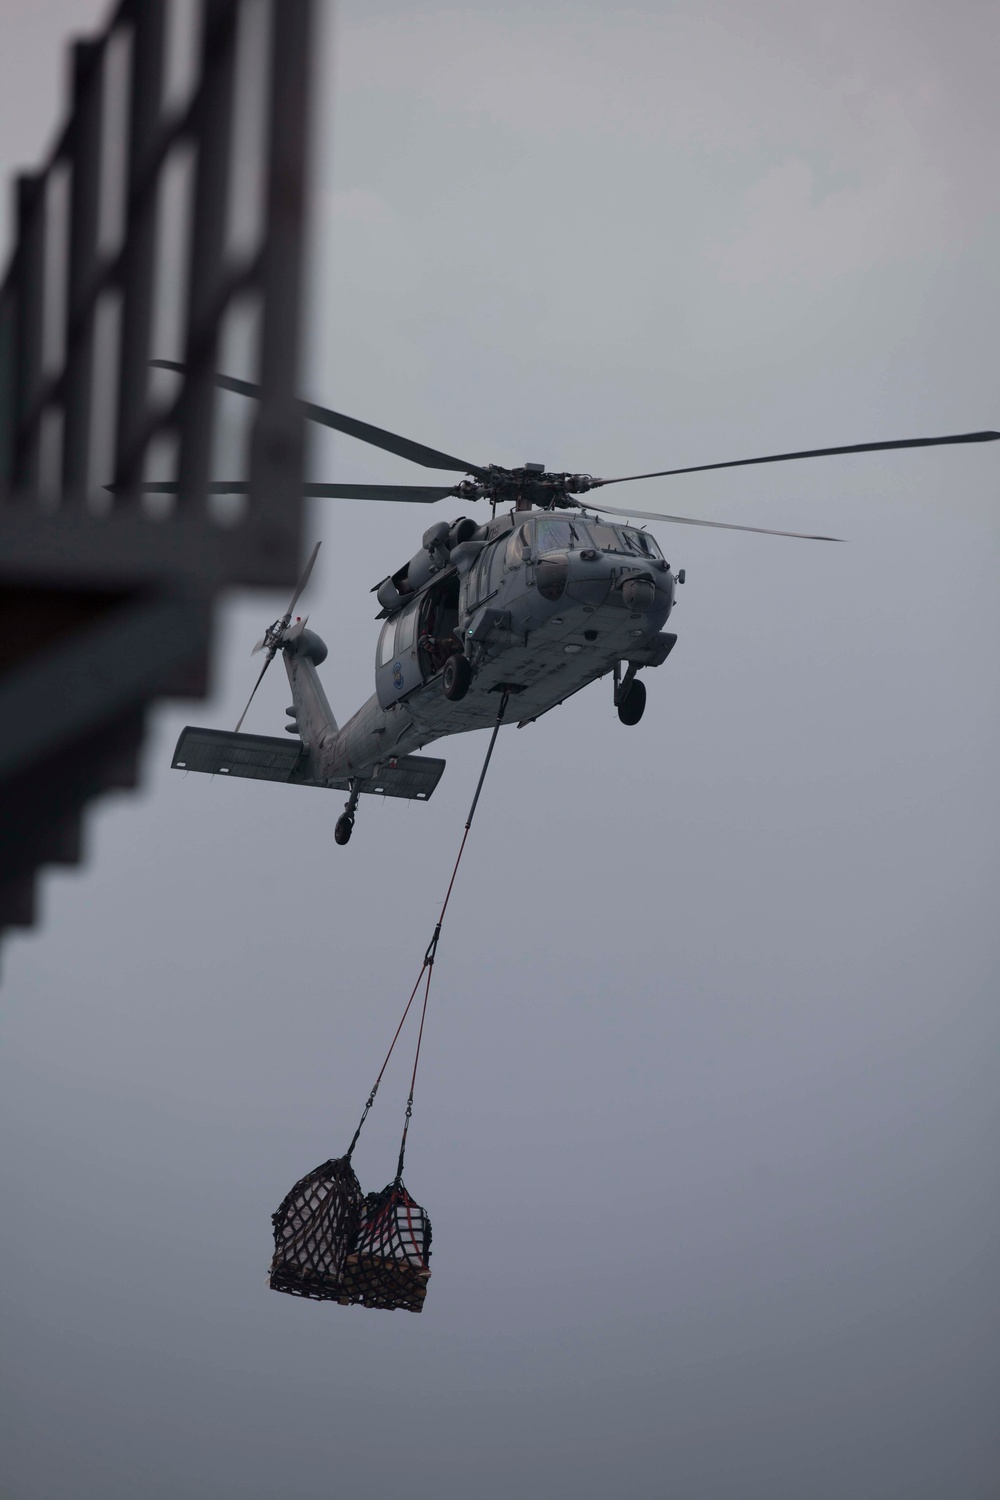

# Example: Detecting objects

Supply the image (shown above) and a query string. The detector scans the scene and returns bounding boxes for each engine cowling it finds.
[375,517,484,611]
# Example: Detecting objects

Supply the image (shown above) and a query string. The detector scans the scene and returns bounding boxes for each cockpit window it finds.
[582,521,621,552]
[582,521,660,558]
[533,517,581,554]
[621,527,661,559]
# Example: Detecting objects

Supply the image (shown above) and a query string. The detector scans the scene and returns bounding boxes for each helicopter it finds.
[160,363,997,845]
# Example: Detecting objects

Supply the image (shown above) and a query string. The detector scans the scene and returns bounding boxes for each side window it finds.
[379,617,397,666]
[469,546,493,606]
[488,541,505,594]
[396,603,417,653]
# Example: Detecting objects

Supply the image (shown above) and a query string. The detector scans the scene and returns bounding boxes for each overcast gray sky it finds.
[2,3,998,1498]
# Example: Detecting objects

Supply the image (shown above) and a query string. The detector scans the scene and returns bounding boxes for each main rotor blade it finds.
[150,360,486,477]
[131,480,458,502]
[300,482,459,502]
[286,539,321,618]
[583,497,842,541]
[598,429,1000,487]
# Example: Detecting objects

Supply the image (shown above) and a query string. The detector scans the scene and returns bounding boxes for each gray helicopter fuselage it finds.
[284,509,678,786]
[169,374,996,830]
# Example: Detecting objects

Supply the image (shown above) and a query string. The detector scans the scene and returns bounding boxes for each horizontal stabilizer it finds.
[353,754,446,802]
[173,727,303,782]
[172,728,445,801]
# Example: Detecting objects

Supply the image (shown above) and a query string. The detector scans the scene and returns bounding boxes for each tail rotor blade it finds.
[285,540,321,620]
[235,654,275,733]
[237,542,320,731]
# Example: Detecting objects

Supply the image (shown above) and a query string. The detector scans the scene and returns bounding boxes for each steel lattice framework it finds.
[0,0,315,938]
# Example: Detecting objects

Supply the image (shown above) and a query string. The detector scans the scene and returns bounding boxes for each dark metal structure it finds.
[0,0,315,940]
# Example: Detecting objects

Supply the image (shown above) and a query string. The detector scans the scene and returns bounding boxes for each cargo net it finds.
[340,1180,432,1313]
[269,1160,431,1313]
[268,1156,363,1301]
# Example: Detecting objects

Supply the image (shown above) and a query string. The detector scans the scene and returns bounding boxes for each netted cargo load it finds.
[268,1156,363,1301]
[338,1180,432,1313]
[268,1161,431,1312]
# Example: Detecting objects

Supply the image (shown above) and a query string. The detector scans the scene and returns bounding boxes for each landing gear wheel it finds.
[617,677,646,726]
[334,814,354,846]
[442,652,472,701]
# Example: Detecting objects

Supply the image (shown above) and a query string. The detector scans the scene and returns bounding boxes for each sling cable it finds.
[268,693,510,1312]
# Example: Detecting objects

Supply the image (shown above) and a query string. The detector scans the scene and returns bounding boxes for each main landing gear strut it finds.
[335,779,360,845]
[614,662,646,726]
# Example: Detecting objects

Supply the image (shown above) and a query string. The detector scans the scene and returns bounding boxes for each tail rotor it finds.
[234,542,321,733]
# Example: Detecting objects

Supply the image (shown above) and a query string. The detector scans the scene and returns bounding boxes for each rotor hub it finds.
[453,466,600,512]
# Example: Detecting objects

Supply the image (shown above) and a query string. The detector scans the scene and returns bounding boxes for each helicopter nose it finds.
[565,549,614,608]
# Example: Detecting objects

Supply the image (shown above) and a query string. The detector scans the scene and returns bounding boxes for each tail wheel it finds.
[617,677,646,726]
[334,814,354,845]
[442,652,472,701]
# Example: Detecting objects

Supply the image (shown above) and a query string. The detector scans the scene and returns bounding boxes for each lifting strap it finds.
[346,691,511,1175]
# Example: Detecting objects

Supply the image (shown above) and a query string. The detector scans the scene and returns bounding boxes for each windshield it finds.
[582,521,661,558]
[532,516,583,554]
[621,526,661,559]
